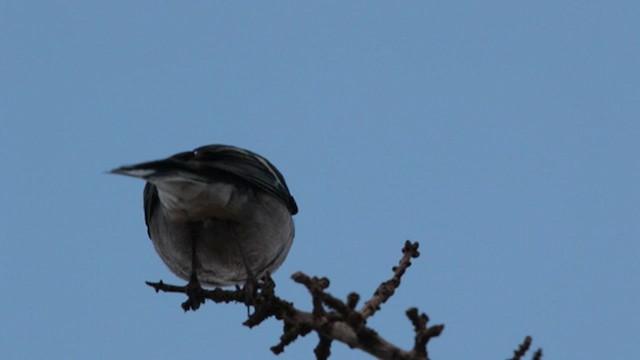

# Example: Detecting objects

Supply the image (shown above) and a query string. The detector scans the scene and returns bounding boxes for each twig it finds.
[359,241,420,319]
[144,240,539,359]
[509,336,542,360]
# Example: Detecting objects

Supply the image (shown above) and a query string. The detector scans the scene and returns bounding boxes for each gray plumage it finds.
[111,144,297,286]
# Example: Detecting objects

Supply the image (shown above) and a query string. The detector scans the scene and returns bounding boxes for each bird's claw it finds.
[182,275,205,311]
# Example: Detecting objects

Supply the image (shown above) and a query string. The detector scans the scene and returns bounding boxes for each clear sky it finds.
[1,2,638,359]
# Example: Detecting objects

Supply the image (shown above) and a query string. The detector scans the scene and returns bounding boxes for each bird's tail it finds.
[110,159,205,182]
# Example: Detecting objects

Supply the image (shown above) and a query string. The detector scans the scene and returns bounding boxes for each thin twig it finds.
[143,241,543,359]
[359,241,420,319]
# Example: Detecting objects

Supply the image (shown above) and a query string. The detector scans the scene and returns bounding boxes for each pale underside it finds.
[147,177,295,287]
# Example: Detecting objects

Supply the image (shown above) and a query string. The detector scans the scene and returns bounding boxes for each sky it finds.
[1,1,638,359]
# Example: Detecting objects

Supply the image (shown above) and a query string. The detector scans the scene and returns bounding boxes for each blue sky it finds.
[1,1,638,359]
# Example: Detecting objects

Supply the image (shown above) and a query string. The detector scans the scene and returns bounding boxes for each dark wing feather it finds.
[143,182,159,237]
[189,145,298,215]
[128,144,297,234]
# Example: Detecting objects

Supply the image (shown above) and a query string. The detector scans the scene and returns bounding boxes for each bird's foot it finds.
[242,276,259,303]
[182,273,205,311]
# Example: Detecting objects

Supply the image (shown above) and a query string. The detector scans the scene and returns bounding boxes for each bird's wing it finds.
[142,182,159,237]
[189,145,298,215]
[115,145,298,217]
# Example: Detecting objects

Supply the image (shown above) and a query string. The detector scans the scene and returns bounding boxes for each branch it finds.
[145,240,539,359]
[509,336,543,360]
[359,241,420,319]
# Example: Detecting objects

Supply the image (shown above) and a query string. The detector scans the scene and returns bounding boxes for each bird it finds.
[111,144,298,301]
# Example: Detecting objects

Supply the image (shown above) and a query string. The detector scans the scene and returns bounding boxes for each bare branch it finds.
[406,308,444,359]
[510,335,532,360]
[144,240,537,359]
[532,348,543,360]
[359,240,420,319]
[509,336,543,360]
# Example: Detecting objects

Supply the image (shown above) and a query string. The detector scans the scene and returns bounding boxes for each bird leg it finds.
[236,241,258,303]
[182,224,205,311]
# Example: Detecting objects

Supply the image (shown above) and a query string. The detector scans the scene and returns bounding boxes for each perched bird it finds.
[111,145,298,293]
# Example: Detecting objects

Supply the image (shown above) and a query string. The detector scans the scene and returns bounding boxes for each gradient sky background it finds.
[1,2,638,359]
